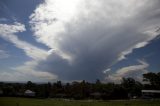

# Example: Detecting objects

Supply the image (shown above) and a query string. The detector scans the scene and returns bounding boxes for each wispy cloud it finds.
[0,22,48,60]
[105,60,149,83]
[0,22,57,81]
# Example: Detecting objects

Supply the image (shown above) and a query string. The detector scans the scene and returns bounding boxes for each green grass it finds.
[0,97,160,106]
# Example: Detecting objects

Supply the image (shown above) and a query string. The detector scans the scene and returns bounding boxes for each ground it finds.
[0,97,160,106]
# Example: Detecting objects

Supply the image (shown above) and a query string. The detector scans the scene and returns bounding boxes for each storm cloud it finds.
[28,0,160,81]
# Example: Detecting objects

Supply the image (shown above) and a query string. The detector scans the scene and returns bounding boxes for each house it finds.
[142,90,160,98]
[90,92,102,99]
[24,90,35,97]
[14,89,25,96]
[0,90,3,95]
[55,93,67,98]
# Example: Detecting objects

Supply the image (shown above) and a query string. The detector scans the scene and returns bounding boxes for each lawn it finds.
[0,97,160,106]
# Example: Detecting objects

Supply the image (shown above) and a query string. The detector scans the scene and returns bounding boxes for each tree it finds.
[26,81,35,90]
[121,77,136,89]
[143,72,160,89]
[121,77,142,97]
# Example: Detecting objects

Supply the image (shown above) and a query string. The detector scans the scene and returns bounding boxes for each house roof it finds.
[90,92,102,96]
[25,90,35,94]
[142,90,160,93]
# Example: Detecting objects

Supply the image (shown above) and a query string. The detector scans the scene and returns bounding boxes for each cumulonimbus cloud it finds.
[29,0,160,81]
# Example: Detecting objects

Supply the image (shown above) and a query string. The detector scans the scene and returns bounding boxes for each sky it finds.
[0,0,160,83]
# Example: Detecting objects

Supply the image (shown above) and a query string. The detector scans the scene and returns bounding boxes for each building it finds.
[142,90,160,98]
[0,90,3,95]
[24,90,35,97]
[90,92,102,99]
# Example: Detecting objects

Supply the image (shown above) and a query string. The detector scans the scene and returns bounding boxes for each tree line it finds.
[0,72,160,100]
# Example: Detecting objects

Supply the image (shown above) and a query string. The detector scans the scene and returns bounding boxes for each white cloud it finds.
[0,70,57,82]
[29,0,83,64]
[103,68,111,74]
[105,60,149,83]
[118,27,160,60]
[0,22,25,34]
[0,71,26,82]
[30,0,160,61]
[12,61,58,80]
[0,22,58,81]
[0,22,48,60]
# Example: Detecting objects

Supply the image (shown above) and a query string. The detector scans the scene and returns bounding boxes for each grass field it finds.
[0,97,160,106]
